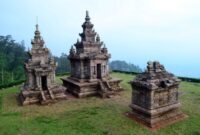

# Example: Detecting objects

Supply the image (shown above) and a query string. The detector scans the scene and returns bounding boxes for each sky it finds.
[0,0,200,78]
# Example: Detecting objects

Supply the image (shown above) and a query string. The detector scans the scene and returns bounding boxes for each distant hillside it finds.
[109,60,142,73]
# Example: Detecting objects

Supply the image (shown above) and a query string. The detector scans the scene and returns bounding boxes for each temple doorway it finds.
[41,76,48,90]
[97,64,102,79]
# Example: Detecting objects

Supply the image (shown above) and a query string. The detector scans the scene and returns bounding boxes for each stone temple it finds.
[128,61,186,129]
[19,24,66,105]
[62,11,122,98]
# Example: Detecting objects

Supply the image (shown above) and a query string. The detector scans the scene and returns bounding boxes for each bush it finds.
[112,70,140,75]
[56,72,70,76]
[0,80,25,89]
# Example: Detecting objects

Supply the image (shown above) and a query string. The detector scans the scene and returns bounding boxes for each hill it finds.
[0,72,200,135]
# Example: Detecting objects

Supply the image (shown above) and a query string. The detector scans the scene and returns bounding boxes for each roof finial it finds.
[36,16,38,24]
[85,10,90,22]
[36,24,39,31]
[36,16,39,30]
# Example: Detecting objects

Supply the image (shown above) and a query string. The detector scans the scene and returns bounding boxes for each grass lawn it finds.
[0,72,200,135]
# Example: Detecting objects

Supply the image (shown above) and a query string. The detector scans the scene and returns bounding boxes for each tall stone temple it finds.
[62,11,122,98]
[19,24,66,105]
[128,61,186,130]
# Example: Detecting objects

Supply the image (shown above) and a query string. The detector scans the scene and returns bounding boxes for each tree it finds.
[0,35,26,84]
[54,53,71,74]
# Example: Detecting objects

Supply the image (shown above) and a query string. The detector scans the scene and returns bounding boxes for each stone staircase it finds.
[98,80,115,98]
[39,89,55,105]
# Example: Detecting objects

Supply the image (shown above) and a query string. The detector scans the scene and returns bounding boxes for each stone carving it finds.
[19,24,66,105]
[129,61,186,129]
[62,11,122,98]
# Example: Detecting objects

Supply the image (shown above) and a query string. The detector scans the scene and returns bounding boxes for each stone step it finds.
[40,99,55,105]
[98,80,115,98]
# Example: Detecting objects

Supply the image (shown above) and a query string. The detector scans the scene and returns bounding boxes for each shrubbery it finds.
[56,72,70,76]
[112,70,140,75]
[0,35,27,85]
[0,80,25,89]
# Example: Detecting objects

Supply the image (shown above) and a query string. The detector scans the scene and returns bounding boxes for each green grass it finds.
[0,73,200,135]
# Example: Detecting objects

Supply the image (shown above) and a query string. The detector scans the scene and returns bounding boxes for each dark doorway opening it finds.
[41,76,48,90]
[97,64,102,79]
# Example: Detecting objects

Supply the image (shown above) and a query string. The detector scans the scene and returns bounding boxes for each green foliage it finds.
[56,72,70,76]
[109,60,142,73]
[0,80,25,89]
[0,35,26,85]
[54,53,71,74]
[112,70,140,75]
[0,73,199,135]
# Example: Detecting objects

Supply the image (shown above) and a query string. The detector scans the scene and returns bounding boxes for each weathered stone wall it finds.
[129,61,186,129]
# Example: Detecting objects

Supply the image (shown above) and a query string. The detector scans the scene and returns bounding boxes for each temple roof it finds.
[31,24,44,48]
[131,61,180,90]
[79,11,97,42]
[69,11,109,59]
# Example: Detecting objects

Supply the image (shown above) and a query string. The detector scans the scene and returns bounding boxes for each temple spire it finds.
[79,10,96,42]
[36,24,39,31]
[31,23,44,47]
[36,16,39,31]
[34,23,41,41]
[85,10,90,22]
[36,16,38,24]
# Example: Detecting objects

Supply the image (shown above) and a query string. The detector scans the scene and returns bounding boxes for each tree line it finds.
[0,35,27,85]
[0,35,142,85]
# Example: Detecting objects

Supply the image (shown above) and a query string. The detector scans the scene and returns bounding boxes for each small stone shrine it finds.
[62,11,122,98]
[19,24,66,105]
[128,61,186,129]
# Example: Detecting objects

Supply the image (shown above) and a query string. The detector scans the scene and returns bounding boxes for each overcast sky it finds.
[0,0,200,77]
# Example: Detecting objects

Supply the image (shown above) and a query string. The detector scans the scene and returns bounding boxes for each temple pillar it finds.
[80,61,84,79]
[106,63,109,76]
[149,91,154,109]
[90,66,93,79]
[28,72,32,88]
[70,61,73,77]
[53,71,55,82]
[36,75,40,89]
